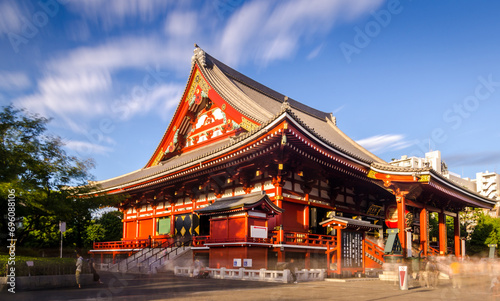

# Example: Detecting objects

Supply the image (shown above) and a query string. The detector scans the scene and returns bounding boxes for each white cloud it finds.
[15,71,111,118]
[39,71,111,96]
[357,134,413,153]
[111,83,183,121]
[0,1,22,37]
[165,11,198,37]
[0,71,31,90]
[64,140,114,156]
[332,104,346,115]
[307,44,324,60]
[46,35,190,75]
[64,0,172,30]
[216,0,384,67]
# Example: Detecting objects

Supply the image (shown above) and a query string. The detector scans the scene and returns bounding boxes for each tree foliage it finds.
[85,210,123,246]
[0,105,120,248]
[467,213,500,256]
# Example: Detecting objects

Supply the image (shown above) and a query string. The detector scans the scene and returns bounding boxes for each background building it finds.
[390,151,500,216]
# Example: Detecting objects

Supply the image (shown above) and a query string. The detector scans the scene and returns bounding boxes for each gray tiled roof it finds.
[202,52,385,165]
[92,47,388,191]
[319,216,382,229]
[195,191,283,214]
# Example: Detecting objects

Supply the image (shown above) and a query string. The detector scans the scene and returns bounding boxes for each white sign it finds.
[233,258,242,267]
[398,266,408,290]
[250,225,267,239]
[243,259,252,267]
[406,231,412,257]
[26,261,34,267]
[59,221,66,233]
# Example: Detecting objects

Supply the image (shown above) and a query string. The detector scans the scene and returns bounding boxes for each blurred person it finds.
[450,257,462,289]
[75,252,83,289]
[491,275,500,297]
[193,259,201,278]
[88,258,103,284]
[425,257,438,288]
[286,258,298,283]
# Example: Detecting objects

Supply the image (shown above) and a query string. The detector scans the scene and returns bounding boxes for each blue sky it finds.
[1,0,499,182]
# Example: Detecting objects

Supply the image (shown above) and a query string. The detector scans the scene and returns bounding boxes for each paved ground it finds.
[0,271,495,301]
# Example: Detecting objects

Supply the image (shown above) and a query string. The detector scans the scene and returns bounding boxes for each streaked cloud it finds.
[0,1,22,37]
[46,35,191,75]
[15,71,111,118]
[64,140,114,156]
[357,134,413,153]
[216,0,384,67]
[164,11,198,37]
[111,83,184,121]
[64,0,172,30]
[307,44,324,60]
[0,71,31,90]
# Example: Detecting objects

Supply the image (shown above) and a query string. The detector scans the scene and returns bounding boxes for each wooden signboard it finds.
[341,231,363,268]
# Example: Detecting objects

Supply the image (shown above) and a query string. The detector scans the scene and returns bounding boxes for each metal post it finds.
[59,221,66,258]
[60,230,63,258]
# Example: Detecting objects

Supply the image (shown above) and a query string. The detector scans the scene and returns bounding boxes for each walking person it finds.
[75,252,83,288]
[425,257,438,288]
[287,258,298,284]
[88,258,103,284]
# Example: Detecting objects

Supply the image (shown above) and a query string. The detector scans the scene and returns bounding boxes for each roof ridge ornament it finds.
[281,96,290,112]
[330,113,337,126]
[192,43,207,67]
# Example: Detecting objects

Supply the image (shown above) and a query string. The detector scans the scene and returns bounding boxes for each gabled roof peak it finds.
[192,44,207,67]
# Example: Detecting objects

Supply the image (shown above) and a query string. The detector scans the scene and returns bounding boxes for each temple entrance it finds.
[174,214,198,243]
[309,207,332,235]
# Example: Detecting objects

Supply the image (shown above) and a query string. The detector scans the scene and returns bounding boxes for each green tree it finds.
[84,210,123,247]
[98,210,123,242]
[0,105,118,248]
[468,213,500,256]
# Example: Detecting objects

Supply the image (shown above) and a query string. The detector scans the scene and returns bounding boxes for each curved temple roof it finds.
[87,46,497,210]
[92,46,385,192]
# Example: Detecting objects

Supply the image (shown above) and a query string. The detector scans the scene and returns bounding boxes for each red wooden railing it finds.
[364,239,385,268]
[271,231,336,247]
[93,238,172,250]
[193,235,210,246]
[428,246,440,256]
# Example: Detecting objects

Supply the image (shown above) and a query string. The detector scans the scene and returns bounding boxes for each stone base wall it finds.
[1,274,93,291]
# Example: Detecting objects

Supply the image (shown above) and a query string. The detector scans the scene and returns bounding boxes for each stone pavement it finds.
[0,271,494,301]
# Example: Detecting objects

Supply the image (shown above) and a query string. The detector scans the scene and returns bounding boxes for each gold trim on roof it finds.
[418,174,430,182]
[186,69,210,103]
[239,116,259,132]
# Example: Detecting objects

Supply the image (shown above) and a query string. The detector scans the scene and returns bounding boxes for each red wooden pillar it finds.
[122,210,126,239]
[170,201,175,238]
[244,212,249,239]
[438,211,447,255]
[275,185,283,227]
[396,193,407,256]
[152,203,157,241]
[305,251,311,269]
[135,219,139,239]
[336,227,342,275]
[420,207,429,257]
[277,247,284,263]
[304,204,310,232]
[454,214,461,257]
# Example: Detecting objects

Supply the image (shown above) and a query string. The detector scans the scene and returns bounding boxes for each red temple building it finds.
[89,45,495,277]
